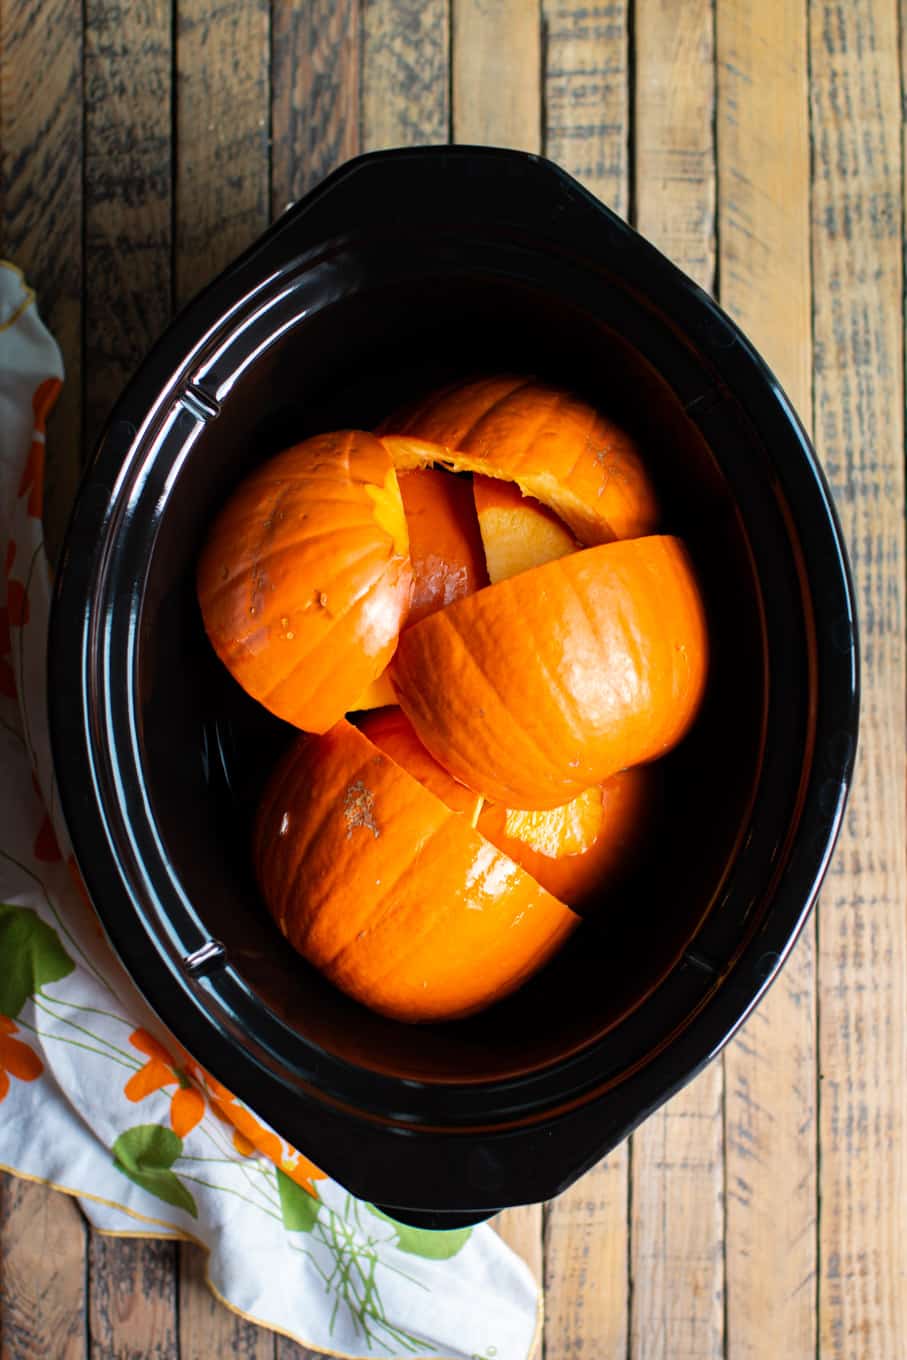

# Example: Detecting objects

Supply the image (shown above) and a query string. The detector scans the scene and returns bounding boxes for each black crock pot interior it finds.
[51,149,857,1215]
[141,281,765,1083]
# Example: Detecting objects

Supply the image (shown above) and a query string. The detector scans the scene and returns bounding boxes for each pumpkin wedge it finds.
[398,467,488,624]
[473,474,580,583]
[197,430,412,733]
[379,375,659,546]
[348,466,487,711]
[360,707,658,907]
[254,720,578,1022]
[390,535,709,809]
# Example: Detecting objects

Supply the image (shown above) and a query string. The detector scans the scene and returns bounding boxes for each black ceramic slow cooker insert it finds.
[49,147,858,1228]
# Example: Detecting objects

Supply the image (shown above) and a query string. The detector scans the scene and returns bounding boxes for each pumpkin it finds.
[379,374,659,546]
[390,535,709,809]
[473,474,579,583]
[348,467,487,711]
[398,467,488,624]
[254,720,578,1023]
[360,707,658,907]
[197,430,412,733]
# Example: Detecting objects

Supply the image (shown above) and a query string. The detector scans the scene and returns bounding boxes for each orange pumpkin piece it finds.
[379,374,659,546]
[360,707,658,908]
[390,535,709,810]
[473,474,579,583]
[197,430,412,734]
[398,468,488,624]
[348,468,487,712]
[253,720,578,1023]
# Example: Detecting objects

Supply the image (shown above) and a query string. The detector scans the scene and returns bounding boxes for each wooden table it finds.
[1,1,904,1356]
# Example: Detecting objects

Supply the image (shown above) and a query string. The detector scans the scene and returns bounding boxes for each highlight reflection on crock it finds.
[197,375,710,1023]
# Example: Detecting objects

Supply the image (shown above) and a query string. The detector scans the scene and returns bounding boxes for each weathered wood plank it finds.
[271,0,359,213]
[635,0,716,290]
[0,0,83,562]
[82,0,172,458]
[716,3,817,1357]
[88,1235,178,1360]
[361,0,449,151]
[810,2,907,1355]
[453,0,541,153]
[544,1150,629,1358]
[543,0,629,215]
[0,1176,86,1360]
[179,1241,274,1359]
[174,0,269,309]
[631,6,723,1357]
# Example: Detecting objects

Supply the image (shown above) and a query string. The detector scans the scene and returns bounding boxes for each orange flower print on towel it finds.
[205,1074,327,1197]
[124,1029,204,1137]
[18,377,61,520]
[0,1016,43,1102]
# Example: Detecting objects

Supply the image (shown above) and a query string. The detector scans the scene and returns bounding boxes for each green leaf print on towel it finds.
[113,1124,198,1218]
[369,1206,473,1259]
[0,901,74,1015]
[277,1166,321,1232]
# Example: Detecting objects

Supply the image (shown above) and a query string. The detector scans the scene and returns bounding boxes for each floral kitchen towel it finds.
[0,261,541,1360]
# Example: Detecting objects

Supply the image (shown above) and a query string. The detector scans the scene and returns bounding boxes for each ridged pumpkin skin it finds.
[390,535,709,810]
[379,375,659,546]
[254,721,579,1023]
[197,430,412,734]
[360,707,658,908]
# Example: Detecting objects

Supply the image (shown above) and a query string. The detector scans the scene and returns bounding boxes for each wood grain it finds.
[543,0,629,215]
[544,1150,629,1358]
[716,3,817,1357]
[0,1176,86,1360]
[88,1236,177,1359]
[82,0,172,458]
[179,1242,274,1359]
[0,0,82,563]
[271,0,359,214]
[635,0,716,291]
[174,0,269,309]
[361,0,449,150]
[810,2,907,1355]
[452,0,541,153]
[631,6,723,1357]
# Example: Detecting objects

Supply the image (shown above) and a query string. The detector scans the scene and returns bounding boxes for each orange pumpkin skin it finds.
[379,375,659,546]
[253,721,578,1023]
[197,430,412,734]
[390,535,709,810]
[398,468,488,625]
[360,707,658,908]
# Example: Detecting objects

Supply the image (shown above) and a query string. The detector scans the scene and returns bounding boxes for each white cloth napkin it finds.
[0,262,541,1360]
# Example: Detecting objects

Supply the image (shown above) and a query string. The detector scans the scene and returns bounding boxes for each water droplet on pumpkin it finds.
[318,591,328,608]
[280,617,288,628]
[279,813,289,836]
[221,565,229,580]
[249,606,256,616]
[285,630,294,640]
